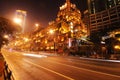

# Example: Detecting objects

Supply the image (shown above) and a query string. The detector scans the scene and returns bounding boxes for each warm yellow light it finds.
[24,38,29,42]
[14,18,22,24]
[38,40,41,42]
[35,23,39,27]
[75,29,78,32]
[114,45,120,49]
[61,37,64,41]
[46,47,49,50]
[45,40,47,44]
[40,47,43,50]
[49,29,54,34]
[70,25,73,29]
[4,35,9,39]
[71,30,73,33]
[117,38,120,41]
[15,42,17,46]
[51,46,54,49]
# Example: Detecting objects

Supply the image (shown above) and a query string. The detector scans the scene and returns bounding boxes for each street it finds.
[1,48,120,80]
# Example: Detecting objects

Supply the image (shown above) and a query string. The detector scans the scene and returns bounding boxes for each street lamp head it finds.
[4,35,9,39]
[13,18,22,25]
[35,23,39,27]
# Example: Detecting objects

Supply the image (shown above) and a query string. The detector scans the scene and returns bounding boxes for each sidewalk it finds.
[0,54,4,80]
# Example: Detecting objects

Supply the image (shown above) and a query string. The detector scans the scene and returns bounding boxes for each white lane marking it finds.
[48,60,120,78]
[79,57,120,63]
[24,59,74,80]
[23,53,47,58]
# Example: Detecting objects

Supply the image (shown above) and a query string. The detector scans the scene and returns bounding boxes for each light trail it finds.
[23,53,47,58]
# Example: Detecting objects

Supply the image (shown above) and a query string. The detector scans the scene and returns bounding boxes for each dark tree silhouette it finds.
[0,17,21,48]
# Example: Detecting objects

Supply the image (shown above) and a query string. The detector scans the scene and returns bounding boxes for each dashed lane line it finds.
[24,59,74,80]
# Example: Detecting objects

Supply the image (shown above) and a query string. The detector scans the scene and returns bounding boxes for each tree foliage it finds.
[0,17,21,34]
[0,17,22,48]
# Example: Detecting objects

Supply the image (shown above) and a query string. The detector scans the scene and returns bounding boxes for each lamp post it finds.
[68,22,73,48]
[49,29,56,53]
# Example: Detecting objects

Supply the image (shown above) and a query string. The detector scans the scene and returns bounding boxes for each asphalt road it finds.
[1,48,120,80]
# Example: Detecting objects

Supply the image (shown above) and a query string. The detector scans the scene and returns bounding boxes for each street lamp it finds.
[49,29,56,53]
[4,34,9,39]
[34,23,40,31]
[35,23,39,27]
[13,18,22,25]
[68,22,73,48]
[3,34,9,45]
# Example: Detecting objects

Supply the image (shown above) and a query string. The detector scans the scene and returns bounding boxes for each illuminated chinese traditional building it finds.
[45,0,88,51]
[28,0,88,52]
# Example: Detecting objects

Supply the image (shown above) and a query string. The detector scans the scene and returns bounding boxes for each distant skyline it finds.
[0,0,87,30]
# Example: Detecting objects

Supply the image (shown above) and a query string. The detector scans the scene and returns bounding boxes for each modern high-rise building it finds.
[88,0,120,14]
[15,10,27,33]
[87,0,120,35]
[86,0,120,55]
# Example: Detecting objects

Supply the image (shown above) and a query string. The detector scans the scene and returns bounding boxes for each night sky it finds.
[0,0,87,29]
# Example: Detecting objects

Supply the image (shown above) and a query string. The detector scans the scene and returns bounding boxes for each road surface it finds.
[1,48,120,80]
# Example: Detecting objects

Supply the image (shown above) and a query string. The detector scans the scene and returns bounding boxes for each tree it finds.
[0,17,22,48]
